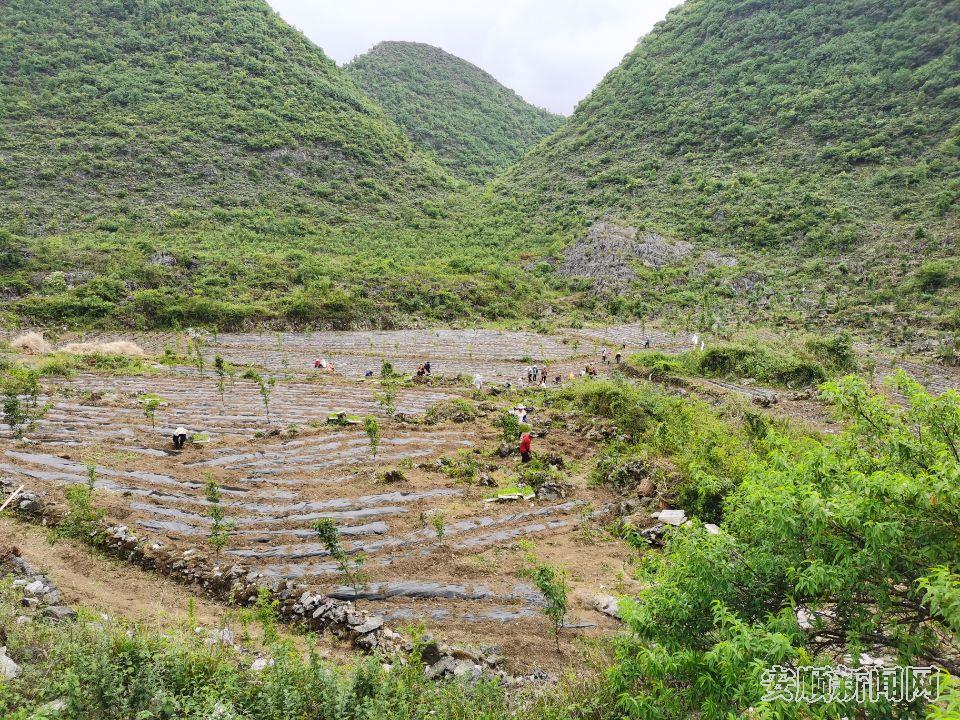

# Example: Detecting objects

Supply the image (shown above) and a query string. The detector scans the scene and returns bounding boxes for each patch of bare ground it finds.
[0,514,356,663]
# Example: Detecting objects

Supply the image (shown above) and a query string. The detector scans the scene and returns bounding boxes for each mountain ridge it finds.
[346,40,564,182]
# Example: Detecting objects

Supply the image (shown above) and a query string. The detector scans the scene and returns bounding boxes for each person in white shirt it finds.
[173,427,188,450]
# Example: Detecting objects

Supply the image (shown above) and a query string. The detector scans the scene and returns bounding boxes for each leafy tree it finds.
[140,393,162,429]
[611,371,960,718]
[522,561,569,653]
[1,364,49,439]
[205,473,234,557]
[242,369,276,423]
[363,415,380,461]
[312,518,367,603]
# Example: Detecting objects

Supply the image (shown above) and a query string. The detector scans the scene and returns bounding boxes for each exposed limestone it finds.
[557,222,693,293]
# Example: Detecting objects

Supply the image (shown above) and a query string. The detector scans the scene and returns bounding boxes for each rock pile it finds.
[2,547,77,624]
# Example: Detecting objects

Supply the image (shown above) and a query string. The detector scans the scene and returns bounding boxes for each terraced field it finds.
[3,325,957,666]
[0,328,634,667]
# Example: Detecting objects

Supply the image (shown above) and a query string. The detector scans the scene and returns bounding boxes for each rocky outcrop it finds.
[557,222,693,293]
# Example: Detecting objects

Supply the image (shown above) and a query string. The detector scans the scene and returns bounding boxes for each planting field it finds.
[0,327,641,670]
[3,325,958,670]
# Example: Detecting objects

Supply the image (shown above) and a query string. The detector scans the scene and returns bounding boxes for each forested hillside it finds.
[346,42,563,182]
[497,0,960,343]
[0,0,453,235]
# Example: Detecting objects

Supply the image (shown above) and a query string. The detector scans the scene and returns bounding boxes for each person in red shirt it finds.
[519,432,532,463]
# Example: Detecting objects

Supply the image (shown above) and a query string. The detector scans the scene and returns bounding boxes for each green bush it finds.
[612,372,960,719]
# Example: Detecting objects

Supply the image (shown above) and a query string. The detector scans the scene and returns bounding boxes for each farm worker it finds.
[474,374,483,390]
[424,362,431,375]
[526,366,533,383]
[602,348,609,363]
[644,338,651,348]
[364,369,374,378]
[416,364,426,377]
[173,427,188,450]
[554,375,562,385]
[615,351,623,364]
[691,333,699,347]
[519,432,532,463]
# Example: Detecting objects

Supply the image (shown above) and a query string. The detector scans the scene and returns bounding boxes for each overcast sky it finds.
[266,0,683,115]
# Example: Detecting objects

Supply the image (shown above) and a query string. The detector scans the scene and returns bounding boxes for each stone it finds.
[653,509,686,526]
[592,594,621,620]
[43,590,62,605]
[24,580,45,596]
[43,606,77,622]
[424,655,456,680]
[353,616,384,634]
[704,523,720,535]
[39,699,67,715]
[452,659,481,680]
[251,657,274,672]
[0,648,21,680]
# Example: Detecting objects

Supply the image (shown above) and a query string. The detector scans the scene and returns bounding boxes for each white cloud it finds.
[266,0,682,114]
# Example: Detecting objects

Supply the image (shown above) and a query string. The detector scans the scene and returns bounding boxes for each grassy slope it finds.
[0,0,453,235]
[346,42,564,183]
[0,0,573,329]
[494,0,960,342]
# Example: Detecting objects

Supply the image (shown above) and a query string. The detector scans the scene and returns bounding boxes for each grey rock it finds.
[42,606,77,622]
[23,580,45,596]
[557,222,693,293]
[353,616,384,634]
[425,656,456,680]
[0,648,21,680]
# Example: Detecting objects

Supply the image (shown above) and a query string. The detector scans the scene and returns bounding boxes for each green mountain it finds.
[498,0,960,342]
[0,0,453,235]
[346,41,564,182]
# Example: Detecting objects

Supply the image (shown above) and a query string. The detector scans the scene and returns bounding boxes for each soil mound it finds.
[10,332,51,355]
[59,340,145,357]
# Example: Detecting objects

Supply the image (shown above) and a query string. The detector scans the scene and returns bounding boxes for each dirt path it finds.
[0,514,229,626]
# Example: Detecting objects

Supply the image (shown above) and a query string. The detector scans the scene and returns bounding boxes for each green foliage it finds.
[242,368,275,423]
[311,518,367,601]
[697,342,827,387]
[492,411,529,444]
[205,473,234,556]
[0,0,451,234]
[362,415,381,461]
[189,336,206,377]
[915,260,957,293]
[55,481,104,543]
[375,379,398,418]
[612,372,960,718]
[0,363,49,438]
[213,354,233,402]
[560,378,754,520]
[494,0,960,337]
[422,508,446,545]
[521,561,569,652]
[140,393,162,429]
[631,333,855,387]
[0,580,608,720]
[424,397,479,424]
[346,41,563,183]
